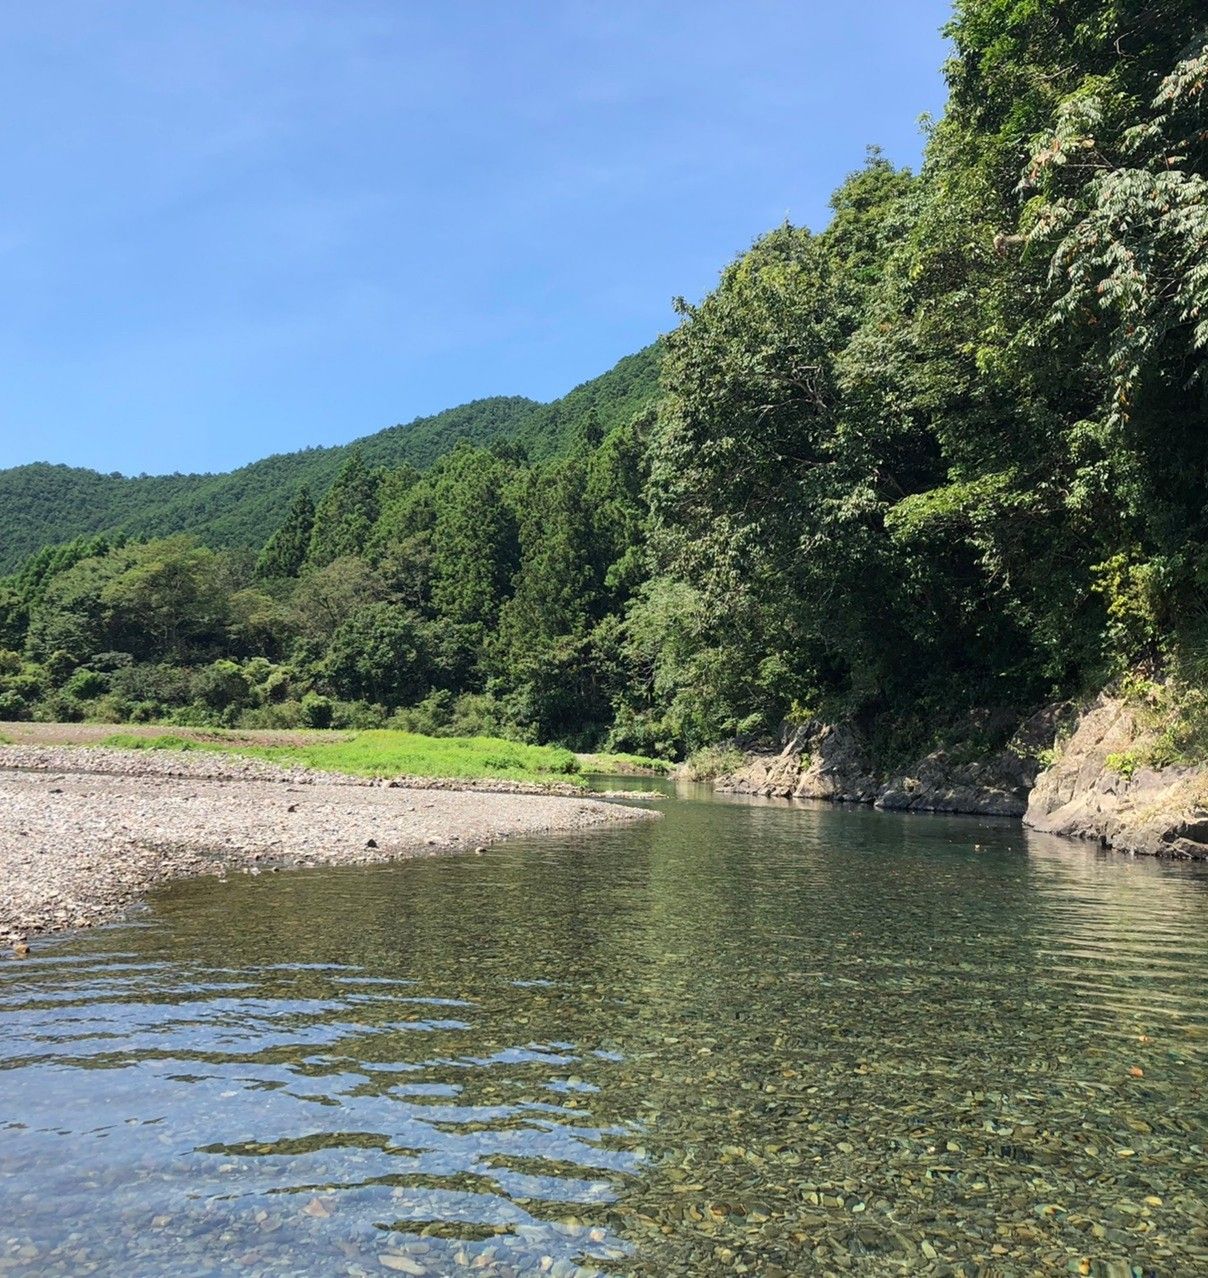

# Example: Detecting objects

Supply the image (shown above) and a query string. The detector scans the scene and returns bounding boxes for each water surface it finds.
[2,785,1206,1276]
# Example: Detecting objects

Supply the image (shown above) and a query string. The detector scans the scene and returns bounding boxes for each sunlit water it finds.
[2,781,1206,1276]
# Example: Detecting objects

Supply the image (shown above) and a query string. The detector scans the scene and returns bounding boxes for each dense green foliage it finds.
[3,4,1205,762]
[0,420,653,744]
[637,0,1208,755]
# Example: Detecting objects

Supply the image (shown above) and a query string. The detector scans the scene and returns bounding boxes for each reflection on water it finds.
[1,786,1206,1275]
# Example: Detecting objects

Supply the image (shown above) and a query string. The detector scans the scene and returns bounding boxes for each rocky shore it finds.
[0,745,658,944]
[715,709,1066,818]
[716,696,1208,859]
[1024,694,1208,858]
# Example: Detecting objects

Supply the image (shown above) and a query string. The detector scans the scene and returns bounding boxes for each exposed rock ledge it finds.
[715,709,1063,817]
[1024,694,1208,859]
[717,695,1208,858]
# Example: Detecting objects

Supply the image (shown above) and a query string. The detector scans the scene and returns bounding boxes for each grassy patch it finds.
[237,730,584,786]
[680,743,745,780]
[1113,675,1208,771]
[98,727,586,786]
[1105,749,1141,780]
[102,733,211,752]
[578,751,672,775]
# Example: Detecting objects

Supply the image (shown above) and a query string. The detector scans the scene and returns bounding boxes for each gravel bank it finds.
[0,746,658,944]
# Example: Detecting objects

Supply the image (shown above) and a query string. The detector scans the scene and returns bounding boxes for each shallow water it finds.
[2,785,1207,1276]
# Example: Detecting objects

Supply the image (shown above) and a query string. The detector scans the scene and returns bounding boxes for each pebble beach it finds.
[0,745,657,944]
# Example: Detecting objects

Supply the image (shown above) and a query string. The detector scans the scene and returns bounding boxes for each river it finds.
[1,781,1206,1275]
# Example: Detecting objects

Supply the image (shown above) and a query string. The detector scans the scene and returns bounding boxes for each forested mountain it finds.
[0,347,659,572]
[3,2,1206,763]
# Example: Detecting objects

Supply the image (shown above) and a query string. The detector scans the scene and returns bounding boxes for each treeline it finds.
[3,2,1206,760]
[0,348,659,573]
[0,422,658,748]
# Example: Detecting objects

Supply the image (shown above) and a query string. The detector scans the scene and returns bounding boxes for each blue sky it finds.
[1,1,952,476]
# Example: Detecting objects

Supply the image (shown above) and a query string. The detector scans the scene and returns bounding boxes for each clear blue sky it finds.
[1,1,952,476]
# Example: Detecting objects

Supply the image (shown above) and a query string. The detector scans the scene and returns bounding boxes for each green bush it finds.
[111,662,191,707]
[87,693,135,723]
[330,699,387,730]
[300,692,334,729]
[192,659,251,710]
[237,700,308,729]
[252,663,292,705]
[0,689,29,720]
[1106,750,1140,780]
[388,690,528,741]
[165,703,221,727]
[64,668,108,699]
[33,690,85,723]
[681,743,745,780]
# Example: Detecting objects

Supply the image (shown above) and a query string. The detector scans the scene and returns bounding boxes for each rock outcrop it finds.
[716,708,1065,817]
[1024,694,1208,858]
[717,694,1208,858]
[717,722,879,804]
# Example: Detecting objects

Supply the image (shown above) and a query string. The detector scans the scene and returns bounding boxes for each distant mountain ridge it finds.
[0,345,658,572]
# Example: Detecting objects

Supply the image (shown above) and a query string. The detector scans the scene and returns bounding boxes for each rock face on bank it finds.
[717,694,1208,858]
[716,710,1062,818]
[1024,694,1208,858]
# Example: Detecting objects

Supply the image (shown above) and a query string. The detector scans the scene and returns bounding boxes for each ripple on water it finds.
[0,792,1206,1276]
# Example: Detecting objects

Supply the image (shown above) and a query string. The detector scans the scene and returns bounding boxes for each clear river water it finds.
[1,780,1206,1277]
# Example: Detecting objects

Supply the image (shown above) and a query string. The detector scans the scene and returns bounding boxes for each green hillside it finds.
[0,345,659,572]
[5,1,1204,770]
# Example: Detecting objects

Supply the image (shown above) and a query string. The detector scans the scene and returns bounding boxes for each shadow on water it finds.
[1,785,1206,1275]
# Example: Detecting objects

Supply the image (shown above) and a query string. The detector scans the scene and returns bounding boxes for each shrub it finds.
[237,701,307,729]
[389,690,527,741]
[64,668,108,700]
[259,667,293,704]
[112,662,191,706]
[87,693,135,723]
[0,690,29,720]
[330,699,387,730]
[192,659,251,710]
[1106,750,1140,780]
[300,692,334,729]
[604,704,664,756]
[165,703,221,727]
[33,690,85,723]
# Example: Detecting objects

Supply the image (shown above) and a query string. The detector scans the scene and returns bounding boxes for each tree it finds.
[289,556,380,642]
[99,538,228,660]
[256,486,315,578]
[490,456,608,740]
[323,602,431,707]
[306,453,382,569]
[428,445,519,631]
